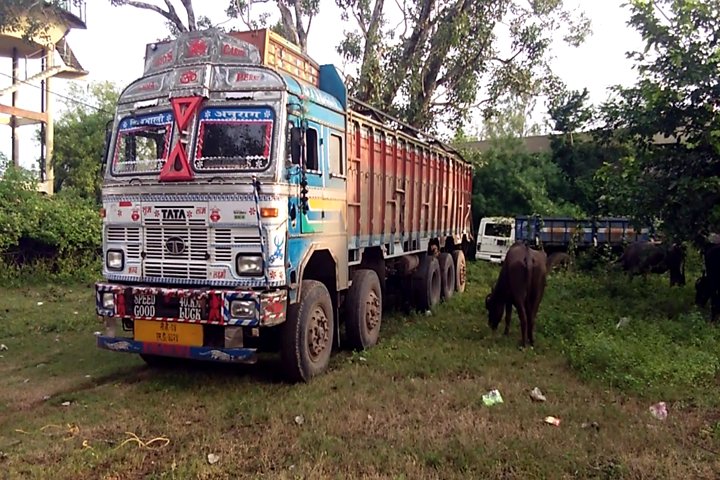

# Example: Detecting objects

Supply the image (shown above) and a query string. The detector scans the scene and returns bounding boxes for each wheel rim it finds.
[307,305,330,362]
[458,258,467,287]
[365,289,381,332]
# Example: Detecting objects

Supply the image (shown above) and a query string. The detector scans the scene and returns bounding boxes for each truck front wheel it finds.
[345,269,383,350]
[280,280,335,383]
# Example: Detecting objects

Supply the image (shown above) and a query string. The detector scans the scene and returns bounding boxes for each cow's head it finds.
[696,272,711,307]
[485,292,503,331]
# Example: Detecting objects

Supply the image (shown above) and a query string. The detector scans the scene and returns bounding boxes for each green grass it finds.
[1,260,720,478]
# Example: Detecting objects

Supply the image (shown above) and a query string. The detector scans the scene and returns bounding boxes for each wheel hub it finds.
[365,290,381,331]
[308,306,329,359]
[459,261,467,286]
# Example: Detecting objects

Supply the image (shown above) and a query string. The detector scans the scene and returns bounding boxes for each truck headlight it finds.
[235,254,263,276]
[102,293,115,309]
[230,300,255,318]
[106,250,124,270]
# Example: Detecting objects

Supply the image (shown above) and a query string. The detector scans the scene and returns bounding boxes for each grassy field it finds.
[2,259,720,479]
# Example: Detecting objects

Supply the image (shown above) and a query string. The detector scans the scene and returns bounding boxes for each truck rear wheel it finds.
[280,280,335,383]
[412,255,441,310]
[451,249,467,293]
[438,252,455,301]
[547,252,572,271]
[345,269,383,350]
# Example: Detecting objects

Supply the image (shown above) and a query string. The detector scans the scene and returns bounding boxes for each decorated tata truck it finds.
[475,215,654,268]
[95,28,474,382]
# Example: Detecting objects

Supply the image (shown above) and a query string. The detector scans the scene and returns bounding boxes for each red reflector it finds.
[119,201,132,207]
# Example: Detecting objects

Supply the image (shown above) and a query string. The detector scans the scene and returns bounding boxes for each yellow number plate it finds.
[134,320,203,346]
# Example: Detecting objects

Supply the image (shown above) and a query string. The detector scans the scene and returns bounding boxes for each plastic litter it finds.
[0,344,8,351]
[207,453,219,464]
[544,416,561,426]
[294,415,304,425]
[482,389,504,406]
[616,317,629,329]
[649,402,667,420]
[530,387,546,402]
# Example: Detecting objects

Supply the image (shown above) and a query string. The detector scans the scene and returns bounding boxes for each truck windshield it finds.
[484,222,512,238]
[112,112,174,175]
[194,106,275,172]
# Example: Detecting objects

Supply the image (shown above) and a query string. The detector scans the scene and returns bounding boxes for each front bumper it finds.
[95,282,287,327]
[96,336,257,364]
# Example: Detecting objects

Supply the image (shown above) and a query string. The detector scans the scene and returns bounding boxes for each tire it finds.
[412,255,442,311]
[438,252,456,301]
[280,280,335,383]
[451,249,467,293]
[345,269,383,350]
[547,252,572,271]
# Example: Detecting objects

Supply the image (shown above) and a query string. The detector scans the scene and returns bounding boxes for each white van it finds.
[475,217,516,263]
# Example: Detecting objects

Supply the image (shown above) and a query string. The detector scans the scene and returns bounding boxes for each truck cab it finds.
[475,217,515,263]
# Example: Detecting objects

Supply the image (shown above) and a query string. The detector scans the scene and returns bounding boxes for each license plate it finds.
[131,293,206,321]
[134,320,203,346]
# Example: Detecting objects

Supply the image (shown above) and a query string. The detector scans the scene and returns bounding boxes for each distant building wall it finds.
[455,131,679,154]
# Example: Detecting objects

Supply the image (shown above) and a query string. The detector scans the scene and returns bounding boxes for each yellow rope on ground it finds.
[112,432,170,451]
[15,425,168,451]
[15,423,79,440]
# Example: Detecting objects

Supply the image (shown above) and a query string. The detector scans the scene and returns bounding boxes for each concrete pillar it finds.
[44,45,54,195]
[11,47,19,167]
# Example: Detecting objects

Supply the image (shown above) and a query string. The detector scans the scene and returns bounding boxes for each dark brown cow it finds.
[614,241,686,287]
[485,241,548,348]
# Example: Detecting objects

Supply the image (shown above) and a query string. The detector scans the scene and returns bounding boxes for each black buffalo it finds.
[486,241,548,348]
[695,243,720,321]
[614,241,686,287]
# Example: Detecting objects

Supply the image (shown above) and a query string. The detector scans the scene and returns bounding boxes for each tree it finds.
[596,0,720,243]
[49,81,119,202]
[226,0,318,53]
[0,0,84,42]
[334,0,592,131]
[109,0,199,33]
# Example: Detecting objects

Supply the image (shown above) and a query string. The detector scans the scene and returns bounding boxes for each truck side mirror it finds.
[290,127,302,165]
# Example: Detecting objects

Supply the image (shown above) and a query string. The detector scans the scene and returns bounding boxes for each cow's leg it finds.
[711,292,719,322]
[527,278,547,348]
[515,300,528,349]
[503,301,512,336]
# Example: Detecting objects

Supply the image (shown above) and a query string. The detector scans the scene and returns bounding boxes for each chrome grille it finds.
[144,227,208,279]
[106,226,141,260]
[213,228,261,262]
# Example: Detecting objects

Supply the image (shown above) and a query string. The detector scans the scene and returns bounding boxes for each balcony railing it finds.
[48,0,87,25]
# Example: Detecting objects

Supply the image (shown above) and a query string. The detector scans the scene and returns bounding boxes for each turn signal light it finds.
[100,208,106,218]
[261,208,278,218]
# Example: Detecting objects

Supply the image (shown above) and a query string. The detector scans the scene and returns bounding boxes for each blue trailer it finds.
[475,215,655,266]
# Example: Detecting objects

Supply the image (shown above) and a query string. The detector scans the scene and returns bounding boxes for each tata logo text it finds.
[161,209,186,220]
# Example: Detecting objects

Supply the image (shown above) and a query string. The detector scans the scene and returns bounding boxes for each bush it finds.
[0,161,101,284]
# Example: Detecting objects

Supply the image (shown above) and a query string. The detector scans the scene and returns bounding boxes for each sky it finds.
[0,0,645,170]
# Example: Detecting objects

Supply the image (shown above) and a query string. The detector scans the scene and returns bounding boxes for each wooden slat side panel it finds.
[346,109,474,252]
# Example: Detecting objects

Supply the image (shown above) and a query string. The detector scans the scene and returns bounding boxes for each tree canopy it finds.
[595,0,720,244]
